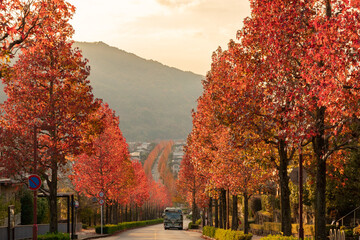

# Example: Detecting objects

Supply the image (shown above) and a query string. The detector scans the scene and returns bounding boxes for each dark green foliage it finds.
[95,219,163,234]
[37,197,49,224]
[188,222,199,229]
[250,197,262,214]
[38,232,70,240]
[21,191,49,225]
[20,191,33,225]
[326,147,360,222]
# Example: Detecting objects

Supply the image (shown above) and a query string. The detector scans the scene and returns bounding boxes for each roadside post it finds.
[8,205,15,240]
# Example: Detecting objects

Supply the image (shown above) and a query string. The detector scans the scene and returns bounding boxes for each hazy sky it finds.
[67,0,251,75]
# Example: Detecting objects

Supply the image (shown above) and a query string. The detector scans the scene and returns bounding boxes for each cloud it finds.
[156,0,203,8]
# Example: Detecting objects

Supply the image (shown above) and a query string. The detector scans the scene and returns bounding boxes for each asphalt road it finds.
[94,219,203,240]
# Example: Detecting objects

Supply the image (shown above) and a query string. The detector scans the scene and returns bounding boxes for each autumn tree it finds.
[130,160,150,208]
[0,1,98,230]
[157,140,177,197]
[177,146,207,224]
[71,102,135,205]
[143,141,166,178]
[233,1,360,238]
[0,0,76,75]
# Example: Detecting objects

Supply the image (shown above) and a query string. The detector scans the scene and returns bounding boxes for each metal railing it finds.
[336,206,360,227]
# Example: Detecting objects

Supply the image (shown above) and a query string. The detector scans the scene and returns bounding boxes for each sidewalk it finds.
[76,228,110,240]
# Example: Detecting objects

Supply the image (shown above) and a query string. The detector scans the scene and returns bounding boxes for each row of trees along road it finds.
[0,0,171,233]
[178,1,360,239]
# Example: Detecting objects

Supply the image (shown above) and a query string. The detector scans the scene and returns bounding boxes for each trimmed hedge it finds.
[188,222,200,229]
[38,232,70,240]
[214,228,253,240]
[203,227,252,240]
[250,222,316,237]
[291,224,314,237]
[203,226,216,238]
[260,234,312,240]
[95,218,163,234]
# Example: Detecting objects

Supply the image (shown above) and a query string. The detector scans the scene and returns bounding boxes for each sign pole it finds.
[98,191,105,235]
[33,126,38,240]
[101,205,103,235]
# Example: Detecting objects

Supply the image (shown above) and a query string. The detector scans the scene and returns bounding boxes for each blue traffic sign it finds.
[28,174,41,191]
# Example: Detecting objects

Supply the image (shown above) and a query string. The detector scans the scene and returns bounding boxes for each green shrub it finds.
[292,224,314,237]
[20,191,33,225]
[353,225,360,236]
[195,219,202,225]
[213,228,252,240]
[250,224,264,230]
[95,219,163,234]
[38,232,70,240]
[203,226,216,238]
[260,235,311,240]
[82,224,88,229]
[344,228,353,237]
[250,197,262,214]
[188,222,199,229]
[263,222,281,233]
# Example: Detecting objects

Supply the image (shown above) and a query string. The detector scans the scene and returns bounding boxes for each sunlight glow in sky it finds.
[67,0,251,75]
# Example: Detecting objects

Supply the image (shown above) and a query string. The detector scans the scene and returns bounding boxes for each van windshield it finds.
[165,212,182,220]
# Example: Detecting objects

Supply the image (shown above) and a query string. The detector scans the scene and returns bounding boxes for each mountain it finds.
[74,42,203,141]
[0,42,203,141]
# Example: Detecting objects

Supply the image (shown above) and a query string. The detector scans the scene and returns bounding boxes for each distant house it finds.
[172,164,180,174]
[137,142,151,151]
[130,152,141,161]
[0,177,22,202]
[172,152,184,163]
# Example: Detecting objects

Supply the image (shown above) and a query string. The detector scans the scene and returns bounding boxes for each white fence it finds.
[329,229,346,240]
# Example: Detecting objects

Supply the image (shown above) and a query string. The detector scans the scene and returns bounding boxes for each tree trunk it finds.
[244,192,249,234]
[94,211,97,226]
[278,139,292,236]
[48,161,58,233]
[221,189,227,229]
[130,203,132,222]
[135,205,138,221]
[232,195,238,230]
[202,207,206,227]
[313,107,327,240]
[192,187,197,224]
[114,203,118,224]
[226,189,230,229]
[208,197,213,226]
[219,193,223,228]
[125,204,128,222]
[215,198,219,228]
[105,203,109,224]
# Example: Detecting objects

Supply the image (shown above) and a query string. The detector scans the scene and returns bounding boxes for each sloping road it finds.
[93,220,202,240]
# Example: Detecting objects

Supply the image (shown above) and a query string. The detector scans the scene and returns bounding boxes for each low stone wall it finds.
[0,222,82,240]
